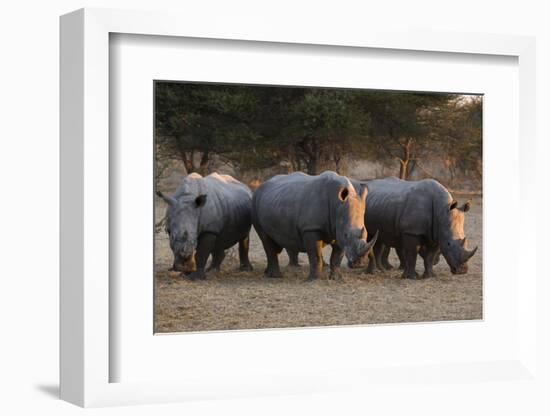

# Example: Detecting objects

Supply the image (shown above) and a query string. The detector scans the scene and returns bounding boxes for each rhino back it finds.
[253,171,344,250]
[364,178,451,245]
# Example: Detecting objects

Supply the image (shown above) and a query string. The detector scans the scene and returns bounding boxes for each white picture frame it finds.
[60,7,538,408]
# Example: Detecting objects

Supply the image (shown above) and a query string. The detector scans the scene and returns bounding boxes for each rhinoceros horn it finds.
[358,230,379,257]
[156,190,177,206]
[461,244,478,262]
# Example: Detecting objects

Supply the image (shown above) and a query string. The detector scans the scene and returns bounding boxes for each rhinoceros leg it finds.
[329,244,344,280]
[380,245,394,270]
[418,246,427,260]
[401,234,420,279]
[396,246,405,270]
[238,236,253,271]
[373,242,389,271]
[206,249,225,272]
[303,231,324,281]
[422,246,439,278]
[365,251,376,274]
[365,241,384,274]
[184,232,217,280]
[287,249,301,267]
[257,230,282,278]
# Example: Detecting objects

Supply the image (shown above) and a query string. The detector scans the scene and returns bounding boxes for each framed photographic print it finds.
[152,81,483,334]
[60,8,538,408]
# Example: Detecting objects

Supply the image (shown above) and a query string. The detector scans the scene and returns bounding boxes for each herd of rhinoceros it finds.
[157,171,478,281]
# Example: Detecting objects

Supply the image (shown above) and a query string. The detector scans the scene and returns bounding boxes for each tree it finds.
[155,82,481,186]
[155,82,262,174]
[269,88,371,175]
[423,95,482,185]
[353,91,452,179]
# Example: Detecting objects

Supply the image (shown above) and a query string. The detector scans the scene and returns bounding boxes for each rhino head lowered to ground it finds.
[158,189,207,272]
[157,172,253,280]
[437,199,478,274]
[353,177,477,279]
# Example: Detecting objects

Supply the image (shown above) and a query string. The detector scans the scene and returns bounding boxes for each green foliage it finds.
[424,95,482,181]
[155,82,482,181]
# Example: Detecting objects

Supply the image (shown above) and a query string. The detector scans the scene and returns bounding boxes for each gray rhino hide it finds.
[358,177,476,272]
[252,171,365,253]
[163,172,252,257]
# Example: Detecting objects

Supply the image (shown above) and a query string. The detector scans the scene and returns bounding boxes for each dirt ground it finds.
[154,195,482,333]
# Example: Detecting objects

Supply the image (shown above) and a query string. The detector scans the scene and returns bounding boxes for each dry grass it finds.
[154,195,482,333]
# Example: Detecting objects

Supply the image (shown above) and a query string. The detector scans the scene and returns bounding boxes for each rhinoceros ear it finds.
[460,201,472,212]
[156,190,177,206]
[195,194,207,208]
[449,200,458,210]
[338,186,350,202]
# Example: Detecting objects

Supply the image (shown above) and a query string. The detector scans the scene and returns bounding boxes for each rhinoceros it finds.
[252,171,377,281]
[157,172,253,280]
[247,179,305,269]
[362,242,441,273]
[354,177,477,279]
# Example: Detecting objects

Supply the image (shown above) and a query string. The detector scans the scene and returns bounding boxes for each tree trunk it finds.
[297,137,321,175]
[182,152,194,174]
[198,151,210,175]
[333,145,343,174]
[307,139,321,175]
[306,157,319,175]
[398,159,409,180]
[397,137,414,180]
[176,139,194,174]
